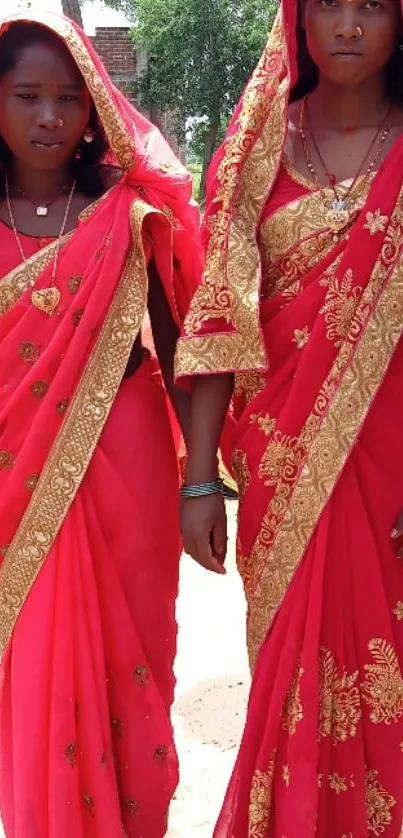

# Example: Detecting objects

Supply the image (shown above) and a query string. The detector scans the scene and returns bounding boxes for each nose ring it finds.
[57,118,64,128]
[356,25,363,37]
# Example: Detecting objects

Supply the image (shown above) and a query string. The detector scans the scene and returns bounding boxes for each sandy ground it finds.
[168,501,250,837]
[0,502,249,838]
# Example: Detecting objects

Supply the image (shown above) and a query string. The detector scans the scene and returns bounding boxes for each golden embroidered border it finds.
[1,11,135,169]
[247,250,403,667]
[176,11,289,376]
[0,201,153,653]
[0,234,72,316]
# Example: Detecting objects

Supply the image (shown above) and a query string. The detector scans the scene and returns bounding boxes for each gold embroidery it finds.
[72,308,85,327]
[56,398,70,416]
[68,276,83,295]
[365,769,396,835]
[234,371,267,405]
[19,342,40,363]
[123,798,139,817]
[26,474,39,492]
[365,210,388,236]
[133,664,149,687]
[361,638,403,725]
[281,662,304,735]
[0,202,152,654]
[328,773,348,794]
[154,744,168,762]
[176,12,287,376]
[318,648,361,743]
[258,431,303,488]
[393,602,403,621]
[293,327,310,349]
[0,451,15,470]
[319,269,364,348]
[64,741,77,766]
[31,380,49,399]
[282,764,290,786]
[248,753,276,838]
[83,794,95,817]
[232,449,251,499]
[250,412,276,436]
[111,716,123,738]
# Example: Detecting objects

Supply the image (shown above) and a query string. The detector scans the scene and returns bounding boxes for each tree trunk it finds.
[61,0,83,28]
[200,114,220,202]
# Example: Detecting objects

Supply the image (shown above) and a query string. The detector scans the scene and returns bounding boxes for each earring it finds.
[83,128,95,144]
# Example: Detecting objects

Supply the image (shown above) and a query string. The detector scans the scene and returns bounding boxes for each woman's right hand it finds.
[181,493,228,574]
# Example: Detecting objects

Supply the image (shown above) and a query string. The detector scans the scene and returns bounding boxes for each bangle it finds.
[180,478,224,498]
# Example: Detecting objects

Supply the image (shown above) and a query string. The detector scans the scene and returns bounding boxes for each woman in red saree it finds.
[0,10,198,838]
[177,0,403,835]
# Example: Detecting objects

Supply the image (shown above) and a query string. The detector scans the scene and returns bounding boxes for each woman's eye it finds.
[60,95,79,102]
[320,0,337,8]
[364,0,381,7]
[16,93,37,100]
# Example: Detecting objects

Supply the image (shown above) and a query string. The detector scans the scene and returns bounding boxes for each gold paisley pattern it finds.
[234,371,267,405]
[361,639,403,725]
[318,648,361,744]
[365,769,396,835]
[248,753,276,838]
[319,269,365,348]
[0,201,153,653]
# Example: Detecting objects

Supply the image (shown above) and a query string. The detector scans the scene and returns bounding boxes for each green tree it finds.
[95,0,277,197]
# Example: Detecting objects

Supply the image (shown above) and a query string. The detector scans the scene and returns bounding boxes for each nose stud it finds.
[356,25,363,37]
[57,118,64,128]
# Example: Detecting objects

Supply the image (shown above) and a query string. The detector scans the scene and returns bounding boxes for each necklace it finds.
[299,96,391,234]
[5,175,76,316]
[14,181,70,217]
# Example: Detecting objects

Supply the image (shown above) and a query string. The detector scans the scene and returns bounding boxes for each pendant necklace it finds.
[5,174,76,316]
[14,181,70,217]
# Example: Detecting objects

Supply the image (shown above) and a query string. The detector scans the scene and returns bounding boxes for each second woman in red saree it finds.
[177,0,403,834]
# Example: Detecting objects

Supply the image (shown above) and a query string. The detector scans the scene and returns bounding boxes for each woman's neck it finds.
[9,162,73,201]
[308,75,391,131]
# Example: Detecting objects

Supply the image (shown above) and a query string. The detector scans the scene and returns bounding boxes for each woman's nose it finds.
[36,102,61,130]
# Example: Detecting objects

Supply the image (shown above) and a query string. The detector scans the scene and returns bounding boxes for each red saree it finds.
[176,5,403,837]
[0,10,199,838]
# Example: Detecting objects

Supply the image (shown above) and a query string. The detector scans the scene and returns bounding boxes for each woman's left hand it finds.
[391,511,403,556]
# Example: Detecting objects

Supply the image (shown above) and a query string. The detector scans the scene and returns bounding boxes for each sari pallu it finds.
[0,10,199,838]
[175,4,403,836]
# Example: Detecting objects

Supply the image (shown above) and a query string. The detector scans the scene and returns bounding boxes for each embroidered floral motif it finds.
[319,269,364,347]
[328,773,348,794]
[0,451,15,470]
[234,371,267,405]
[318,648,361,743]
[154,744,168,762]
[248,753,276,838]
[64,741,77,766]
[258,431,304,488]
[365,210,388,236]
[232,449,251,499]
[68,275,82,295]
[293,327,310,349]
[365,769,396,835]
[282,662,304,735]
[19,342,40,363]
[361,638,403,725]
[250,412,276,436]
[31,380,49,399]
[133,664,149,687]
[282,764,290,787]
[393,602,403,621]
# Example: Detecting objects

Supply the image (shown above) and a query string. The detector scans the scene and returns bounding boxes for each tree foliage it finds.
[90,0,278,196]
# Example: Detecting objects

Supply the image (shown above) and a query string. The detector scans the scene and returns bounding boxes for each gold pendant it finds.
[31,287,61,316]
[324,198,350,234]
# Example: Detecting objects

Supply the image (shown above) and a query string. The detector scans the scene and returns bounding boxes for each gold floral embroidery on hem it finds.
[234,371,267,405]
[319,269,364,348]
[318,648,361,743]
[366,769,396,835]
[248,752,276,838]
[258,431,304,488]
[293,327,310,349]
[250,412,276,436]
[282,662,304,735]
[361,638,403,725]
[328,773,348,794]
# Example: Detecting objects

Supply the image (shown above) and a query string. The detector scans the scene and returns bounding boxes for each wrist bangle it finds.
[180,478,224,498]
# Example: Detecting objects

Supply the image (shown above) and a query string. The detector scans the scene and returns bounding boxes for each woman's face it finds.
[0,35,91,174]
[304,0,401,88]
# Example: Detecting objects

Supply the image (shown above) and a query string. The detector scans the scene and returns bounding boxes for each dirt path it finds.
[168,502,250,837]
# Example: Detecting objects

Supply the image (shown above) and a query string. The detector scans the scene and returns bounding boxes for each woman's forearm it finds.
[186,373,234,484]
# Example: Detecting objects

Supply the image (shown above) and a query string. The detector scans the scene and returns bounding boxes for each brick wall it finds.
[90,27,137,102]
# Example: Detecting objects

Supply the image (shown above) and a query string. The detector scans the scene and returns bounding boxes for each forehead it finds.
[7,39,84,87]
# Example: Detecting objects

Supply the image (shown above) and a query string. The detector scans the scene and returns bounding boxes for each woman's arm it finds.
[181,373,234,574]
[147,260,191,444]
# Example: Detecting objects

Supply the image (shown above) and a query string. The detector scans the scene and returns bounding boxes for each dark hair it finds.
[290,5,403,105]
[0,22,109,196]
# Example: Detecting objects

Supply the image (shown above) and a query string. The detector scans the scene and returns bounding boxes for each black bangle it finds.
[180,478,224,498]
